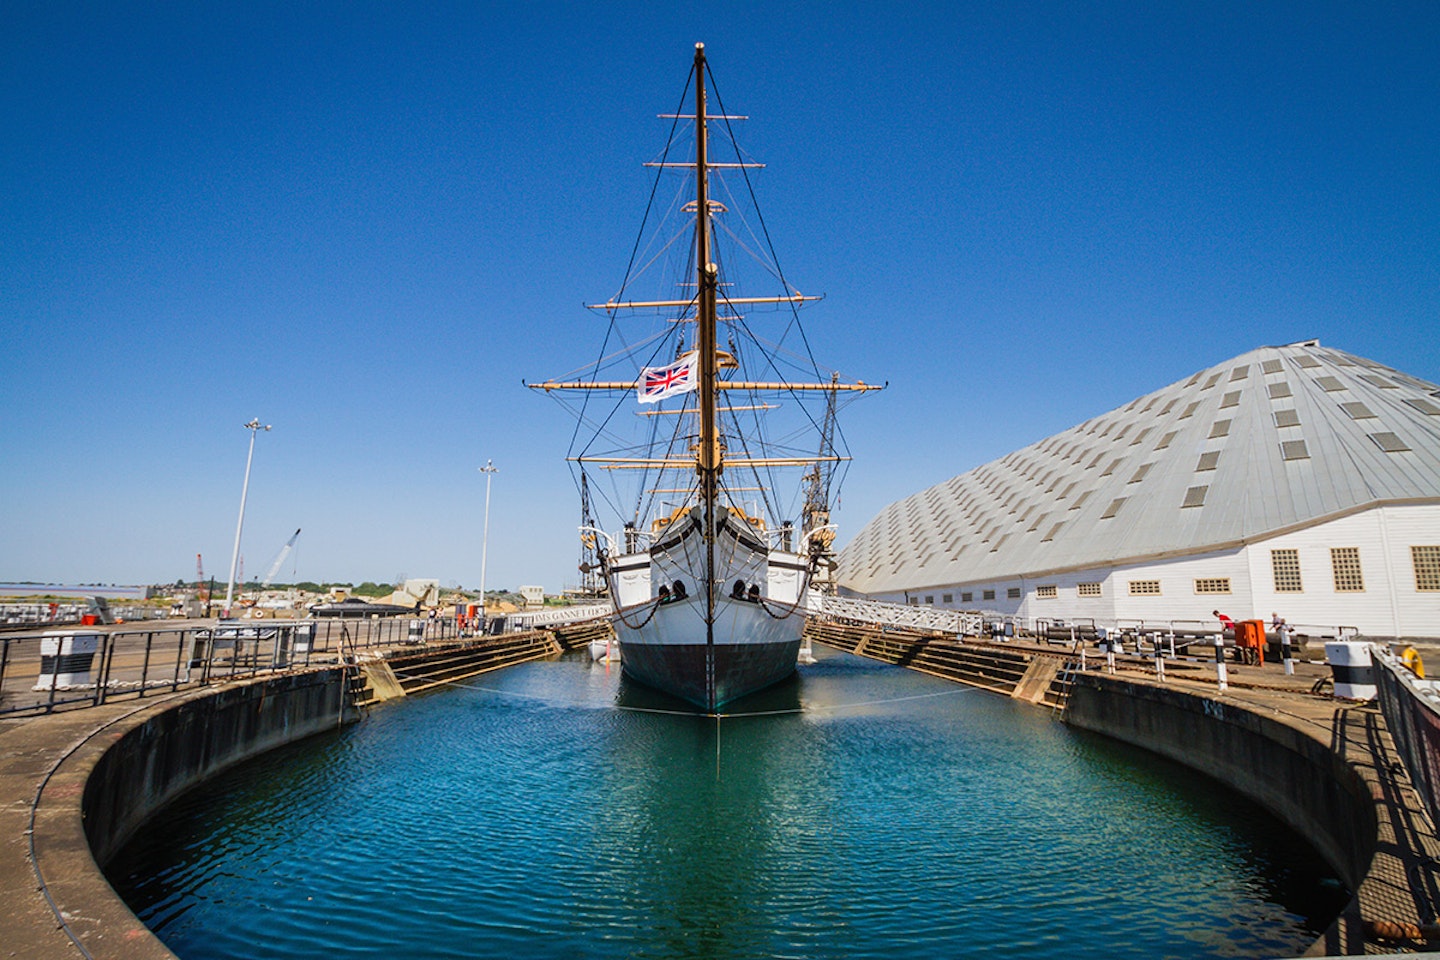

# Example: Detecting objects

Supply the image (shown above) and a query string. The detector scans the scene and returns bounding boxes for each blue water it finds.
[108,647,1347,959]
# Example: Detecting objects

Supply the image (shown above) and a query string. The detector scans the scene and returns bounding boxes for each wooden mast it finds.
[694,42,719,712]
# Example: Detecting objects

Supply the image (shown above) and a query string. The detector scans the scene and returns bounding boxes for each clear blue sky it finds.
[3,1,1436,592]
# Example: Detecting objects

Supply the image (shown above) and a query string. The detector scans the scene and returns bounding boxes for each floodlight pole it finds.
[223,419,270,617]
[478,460,498,628]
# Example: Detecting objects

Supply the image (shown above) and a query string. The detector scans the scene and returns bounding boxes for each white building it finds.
[838,340,1440,639]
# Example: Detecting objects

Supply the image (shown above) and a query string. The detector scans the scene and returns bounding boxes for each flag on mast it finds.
[638,353,699,404]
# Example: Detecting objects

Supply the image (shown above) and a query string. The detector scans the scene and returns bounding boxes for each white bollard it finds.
[1326,641,1375,700]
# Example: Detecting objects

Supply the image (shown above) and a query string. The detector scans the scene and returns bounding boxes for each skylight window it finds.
[1341,402,1376,419]
[1370,432,1411,453]
[1405,398,1440,416]
[1281,440,1310,460]
[1274,409,1301,428]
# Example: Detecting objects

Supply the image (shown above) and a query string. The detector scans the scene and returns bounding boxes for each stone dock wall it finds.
[5,620,1435,957]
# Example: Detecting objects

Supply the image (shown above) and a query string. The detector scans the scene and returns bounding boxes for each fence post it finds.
[1214,634,1228,693]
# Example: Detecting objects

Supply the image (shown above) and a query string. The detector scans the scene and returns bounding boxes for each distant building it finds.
[518,585,546,609]
[838,340,1440,639]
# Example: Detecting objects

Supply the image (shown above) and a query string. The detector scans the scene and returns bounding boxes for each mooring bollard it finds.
[1214,634,1228,693]
[1280,625,1294,676]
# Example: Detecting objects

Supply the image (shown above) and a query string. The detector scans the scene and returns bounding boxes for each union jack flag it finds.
[638,354,698,404]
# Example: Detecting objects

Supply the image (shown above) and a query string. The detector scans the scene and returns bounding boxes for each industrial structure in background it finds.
[839,340,1440,639]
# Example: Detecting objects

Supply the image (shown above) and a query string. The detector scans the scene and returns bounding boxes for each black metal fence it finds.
[1373,646,1440,829]
[0,616,462,717]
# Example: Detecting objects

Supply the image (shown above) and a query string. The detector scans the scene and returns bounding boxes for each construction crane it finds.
[195,554,208,600]
[262,528,302,587]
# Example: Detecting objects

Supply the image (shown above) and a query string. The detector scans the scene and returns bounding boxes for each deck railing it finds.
[1372,645,1440,828]
[0,616,461,718]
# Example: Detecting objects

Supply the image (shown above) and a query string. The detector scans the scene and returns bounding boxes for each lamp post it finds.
[478,460,497,629]
[223,418,271,617]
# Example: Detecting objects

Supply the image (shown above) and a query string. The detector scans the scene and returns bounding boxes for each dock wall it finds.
[82,667,358,868]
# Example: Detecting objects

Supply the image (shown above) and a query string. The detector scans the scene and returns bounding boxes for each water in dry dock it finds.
[108,646,1348,959]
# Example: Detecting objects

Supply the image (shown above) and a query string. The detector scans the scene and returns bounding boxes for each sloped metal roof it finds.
[838,341,1440,594]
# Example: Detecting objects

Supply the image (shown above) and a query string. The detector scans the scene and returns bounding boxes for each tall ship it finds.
[532,44,881,712]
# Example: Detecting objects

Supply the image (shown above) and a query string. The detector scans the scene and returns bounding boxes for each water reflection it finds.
[107,646,1348,960]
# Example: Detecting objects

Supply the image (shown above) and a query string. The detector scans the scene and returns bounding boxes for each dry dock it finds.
[1,619,1435,957]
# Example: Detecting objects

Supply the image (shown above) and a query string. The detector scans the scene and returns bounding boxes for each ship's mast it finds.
[694,42,719,711]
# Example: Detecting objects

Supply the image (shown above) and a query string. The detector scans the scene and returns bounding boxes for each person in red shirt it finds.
[1213,610,1235,633]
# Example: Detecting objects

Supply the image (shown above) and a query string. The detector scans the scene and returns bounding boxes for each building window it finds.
[961,592,973,603]
[1317,376,1345,391]
[1209,419,1232,439]
[1331,548,1364,592]
[1100,498,1127,519]
[1037,585,1058,599]
[1272,549,1304,592]
[1281,440,1310,460]
[1195,577,1231,594]
[1007,587,1021,599]
[942,593,953,604]
[1180,401,1199,419]
[924,596,934,605]
[1414,546,1440,592]
[908,597,919,605]
[1077,582,1102,597]
[1261,359,1283,374]
[1196,451,1220,471]
[982,589,996,601]
[1220,390,1241,409]
[1129,580,1161,596]
[1181,485,1209,509]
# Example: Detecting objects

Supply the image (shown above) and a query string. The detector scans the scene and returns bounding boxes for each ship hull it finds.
[617,594,802,709]
[610,506,806,710]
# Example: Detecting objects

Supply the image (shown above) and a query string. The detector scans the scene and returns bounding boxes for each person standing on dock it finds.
[1213,610,1235,634]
